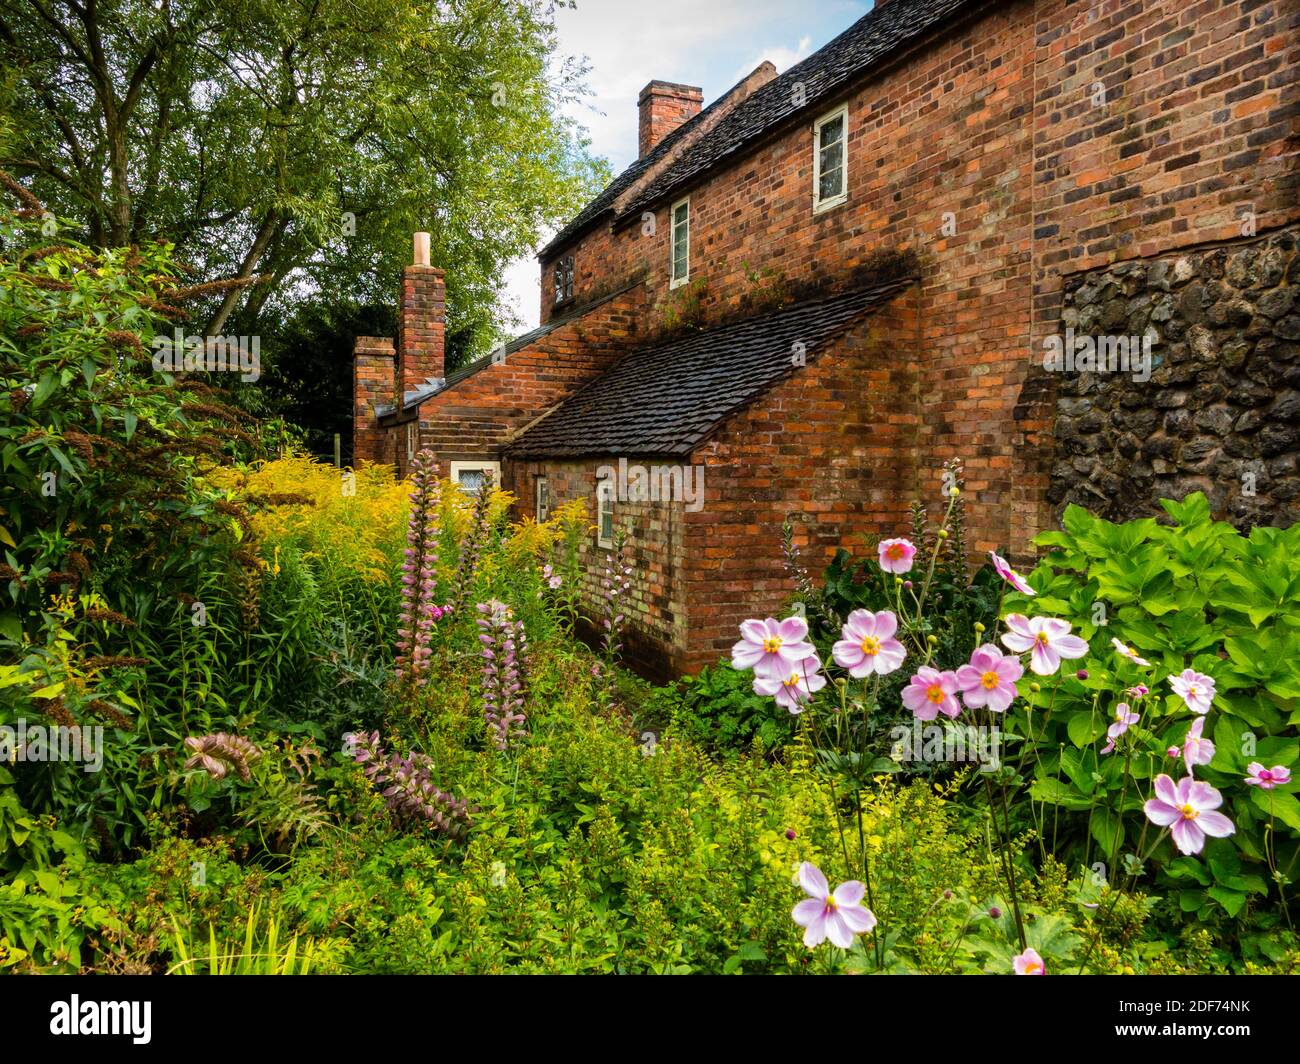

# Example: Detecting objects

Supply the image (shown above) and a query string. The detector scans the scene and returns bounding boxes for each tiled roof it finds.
[506,278,915,459]
[537,66,757,261]
[542,0,973,258]
[617,0,972,224]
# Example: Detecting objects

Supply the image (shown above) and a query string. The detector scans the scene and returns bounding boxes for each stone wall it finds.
[1049,225,1300,526]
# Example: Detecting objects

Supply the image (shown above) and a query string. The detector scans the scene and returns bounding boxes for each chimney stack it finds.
[638,81,703,157]
[397,231,445,399]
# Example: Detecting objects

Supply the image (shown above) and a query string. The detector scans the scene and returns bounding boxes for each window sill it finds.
[813,194,848,216]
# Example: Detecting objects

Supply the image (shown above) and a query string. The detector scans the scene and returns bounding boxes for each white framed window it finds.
[669,196,690,289]
[596,478,615,548]
[449,460,501,494]
[406,422,417,461]
[535,476,550,521]
[813,105,848,213]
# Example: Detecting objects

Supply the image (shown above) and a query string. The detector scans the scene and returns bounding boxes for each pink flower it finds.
[1126,684,1150,697]
[832,609,907,678]
[1168,669,1215,715]
[1112,638,1151,667]
[956,644,1024,713]
[1166,744,1181,759]
[1245,763,1292,790]
[989,551,1035,596]
[1101,702,1139,755]
[732,616,816,681]
[1182,716,1215,773]
[1144,774,1235,856]
[877,538,917,575]
[1013,947,1046,975]
[901,667,962,720]
[753,654,826,713]
[1001,614,1089,676]
[791,862,877,949]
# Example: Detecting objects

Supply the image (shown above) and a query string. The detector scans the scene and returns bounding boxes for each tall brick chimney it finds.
[638,81,703,157]
[352,335,396,465]
[397,231,445,398]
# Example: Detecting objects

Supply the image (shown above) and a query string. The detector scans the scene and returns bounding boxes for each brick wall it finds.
[353,336,397,465]
[503,458,691,680]
[402,285,647,477]
[538,0,1299,563]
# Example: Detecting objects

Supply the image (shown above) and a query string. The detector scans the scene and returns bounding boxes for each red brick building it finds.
[354,0,1300,677]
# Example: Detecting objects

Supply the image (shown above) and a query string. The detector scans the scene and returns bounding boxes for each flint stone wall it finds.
[1049,226,1300,528]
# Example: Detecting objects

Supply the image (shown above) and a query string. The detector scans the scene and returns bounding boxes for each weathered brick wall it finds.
[1049,224,1300,525]
[353,337,397,465]
[403,286,647,478]
[537,0,1299,562]
[397,265,445,395]
[680,288,921,671]
[503,458,690,679]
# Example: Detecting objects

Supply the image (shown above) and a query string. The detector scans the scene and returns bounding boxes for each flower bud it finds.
[973,622,986,634]
[988,906,1002,918]
[785,828,797,840]
[903,580,913,590]
[1029,682,1041,693]
[1076,669,1089,681]
[937,529,949,539]
[927,634,938,645]
[949,486,960,497]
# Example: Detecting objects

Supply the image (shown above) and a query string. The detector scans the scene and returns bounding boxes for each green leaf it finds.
[1250,788,1300,833]
[1207,885,1246,917]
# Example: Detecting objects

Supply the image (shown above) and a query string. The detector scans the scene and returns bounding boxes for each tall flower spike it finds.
[452,473,494,612]
[396,450,442,685]
[477,600,529,751]
[345,730,473,839]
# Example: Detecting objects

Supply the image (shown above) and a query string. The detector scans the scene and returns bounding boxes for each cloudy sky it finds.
[499,0,873,329]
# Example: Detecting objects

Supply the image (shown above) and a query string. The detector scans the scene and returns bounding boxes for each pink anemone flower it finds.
[832,609,907,678]
[732,616,816,681]
[1013,947,1046,975]
[901,667,962,720]
[877,538,917,575]
[1143,774,1235,855]
[753,654,826,713]
[1181,716,1215,773]
[1245,763,1292,790]
[989,551,1036,596]
[791,862,877,949]
[1001,614,1089,677]
[1101,703,1139,755]
[956,644,1024,713]
[1168,669,1215,715]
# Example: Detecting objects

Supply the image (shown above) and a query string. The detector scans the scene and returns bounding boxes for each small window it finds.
[449,460,501,494]
[813,106,848,212]
[536,476,550,521]
[596,478,615,548]
[669,197,690,289]
[554,256,574,305]
[406,422,416,461]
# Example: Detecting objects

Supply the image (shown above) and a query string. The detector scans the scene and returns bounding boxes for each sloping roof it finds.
[618,0,972,224]
[538,66,760,261]
[376,279,642,419]
[507,278,915,459]
[542,0,973,259]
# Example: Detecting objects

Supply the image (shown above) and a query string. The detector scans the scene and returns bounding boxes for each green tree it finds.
[0,0,609,356]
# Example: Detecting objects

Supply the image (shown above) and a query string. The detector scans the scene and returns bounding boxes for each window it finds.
[669,197,690,288]
[596,478,615,548]
[554,256,574,306]
[813,106,848,212]
[535,476,551,522]
[449,460,501,494]
[406,422,416,461]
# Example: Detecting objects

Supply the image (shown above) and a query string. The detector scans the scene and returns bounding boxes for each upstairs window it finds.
[669,197,690,289]
[554,256,574,305]
[813,106,848,212]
